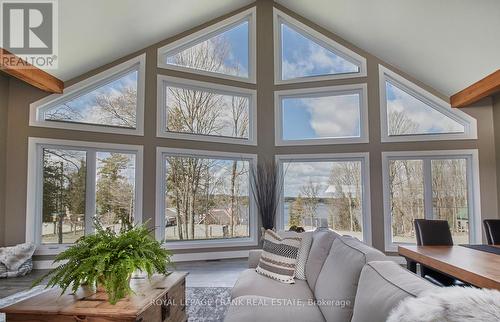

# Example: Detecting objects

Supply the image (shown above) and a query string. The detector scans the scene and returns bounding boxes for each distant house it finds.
[197,207,248,226]
[325,184,359,198]
[165,208,177,226]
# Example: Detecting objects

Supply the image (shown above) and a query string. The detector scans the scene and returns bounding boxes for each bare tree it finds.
[329,162,362,232]
[45,85,137,128]
[229,95,249,236]
[165,35,250,240]
[388,110,419,135]
[300,179,320,227]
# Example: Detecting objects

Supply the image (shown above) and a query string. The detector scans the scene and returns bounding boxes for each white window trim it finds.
[273,8,367,85]
[157,75,257,146]
[275,153,372,245]
[157,7,257,84]
[382,149,481,252]
[155,147,258,250]
[29,54,146,136]
[274,83,369,146]
[379,65,478,142]
[26,137,144,255]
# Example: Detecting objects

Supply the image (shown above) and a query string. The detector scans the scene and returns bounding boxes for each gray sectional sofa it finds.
[225,230,436,322]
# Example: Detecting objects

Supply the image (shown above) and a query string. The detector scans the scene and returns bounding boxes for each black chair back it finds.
[414,219,453,246]
[414,219,456,286]
[483,219,500,245]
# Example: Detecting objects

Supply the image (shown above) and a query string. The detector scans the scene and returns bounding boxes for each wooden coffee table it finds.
[0,271,188,322]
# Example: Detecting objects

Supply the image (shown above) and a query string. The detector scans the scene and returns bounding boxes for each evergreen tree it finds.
[96,154,134,225]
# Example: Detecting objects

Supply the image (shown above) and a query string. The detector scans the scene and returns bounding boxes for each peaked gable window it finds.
[379,65,477,142]
[158,8,256,83]
[274,8,366,84]
[30,55,146,135]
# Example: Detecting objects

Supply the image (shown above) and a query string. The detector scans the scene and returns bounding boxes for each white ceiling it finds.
[55,0,500,96]
[56,0,252,81]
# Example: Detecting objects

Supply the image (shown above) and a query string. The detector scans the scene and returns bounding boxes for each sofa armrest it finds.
[248,249,263,268]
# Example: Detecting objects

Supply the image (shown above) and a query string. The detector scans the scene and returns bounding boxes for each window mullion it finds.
[85,149,96,235]
[35,145,44,246]
[423,158,433,219]
[465,157,477,243]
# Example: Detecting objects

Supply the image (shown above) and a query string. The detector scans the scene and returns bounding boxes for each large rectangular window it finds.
[277,153,371,243]
[383,150,480,251]
[157,76,257,145]
[156,148,257,249]
[275,84,368,145]
[27,138,143,254]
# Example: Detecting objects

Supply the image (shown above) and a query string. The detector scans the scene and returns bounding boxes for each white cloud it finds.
[302,94,360,138]
[283,42,358,79]
[387,83,464,134]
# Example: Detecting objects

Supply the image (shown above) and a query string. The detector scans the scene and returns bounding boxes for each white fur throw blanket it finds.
[388,286,500,322]
[0,243,35,271]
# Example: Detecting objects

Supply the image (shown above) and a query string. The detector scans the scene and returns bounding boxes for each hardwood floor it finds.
[0,258,247,299]
[0,269,50,299]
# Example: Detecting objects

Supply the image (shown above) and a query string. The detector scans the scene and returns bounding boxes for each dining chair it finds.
[414,219,457,286]
[483,219,500,245]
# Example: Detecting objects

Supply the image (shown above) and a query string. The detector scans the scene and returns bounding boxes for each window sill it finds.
[162,236,258,250]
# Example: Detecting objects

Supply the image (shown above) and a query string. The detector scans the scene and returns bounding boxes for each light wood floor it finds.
[0,258,247,299]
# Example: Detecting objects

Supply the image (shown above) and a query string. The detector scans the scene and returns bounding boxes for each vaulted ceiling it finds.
[56,0,500,96]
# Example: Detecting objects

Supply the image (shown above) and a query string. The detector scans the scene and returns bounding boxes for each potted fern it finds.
[34,218,171,304]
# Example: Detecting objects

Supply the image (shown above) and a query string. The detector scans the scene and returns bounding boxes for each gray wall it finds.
[0,74,9,246]
[494,94,500,213]
[2,0,499,255]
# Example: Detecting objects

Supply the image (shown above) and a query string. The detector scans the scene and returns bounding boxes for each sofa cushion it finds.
[352,261,436,322]
[256,230,302,284]
[314,236,386,322]
[224,295,325,322]
[305,229,340,290]
[279,231,313,280]
[231,269,315,300]
[0,243,35,278]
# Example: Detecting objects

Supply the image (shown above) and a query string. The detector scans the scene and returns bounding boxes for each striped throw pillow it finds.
[256,229,302,284]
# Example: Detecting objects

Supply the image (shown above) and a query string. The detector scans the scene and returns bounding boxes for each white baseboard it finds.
[171,250,250,262]
[33,260,67,269]
[34,250,251,269]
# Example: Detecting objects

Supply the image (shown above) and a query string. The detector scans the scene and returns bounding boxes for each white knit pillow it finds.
[256,230,302,284]
[278,231,313,280]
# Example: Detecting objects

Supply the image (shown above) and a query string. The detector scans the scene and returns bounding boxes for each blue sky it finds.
[281,23,358,80]
[46,71,138,127]
[167,21,249,77]
[282,94,361,140]
[386,81,465,135]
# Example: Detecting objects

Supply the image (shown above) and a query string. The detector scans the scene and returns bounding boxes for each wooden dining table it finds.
[398,245,500,289]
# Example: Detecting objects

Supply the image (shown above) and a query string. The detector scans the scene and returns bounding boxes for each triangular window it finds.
[380,65,477,141]
[30,55,145,135]
[158,8,256,83]
[274,8,366,83]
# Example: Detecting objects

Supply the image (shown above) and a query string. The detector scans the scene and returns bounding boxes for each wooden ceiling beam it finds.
[0,48,63,93]
[451,70,500,108]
